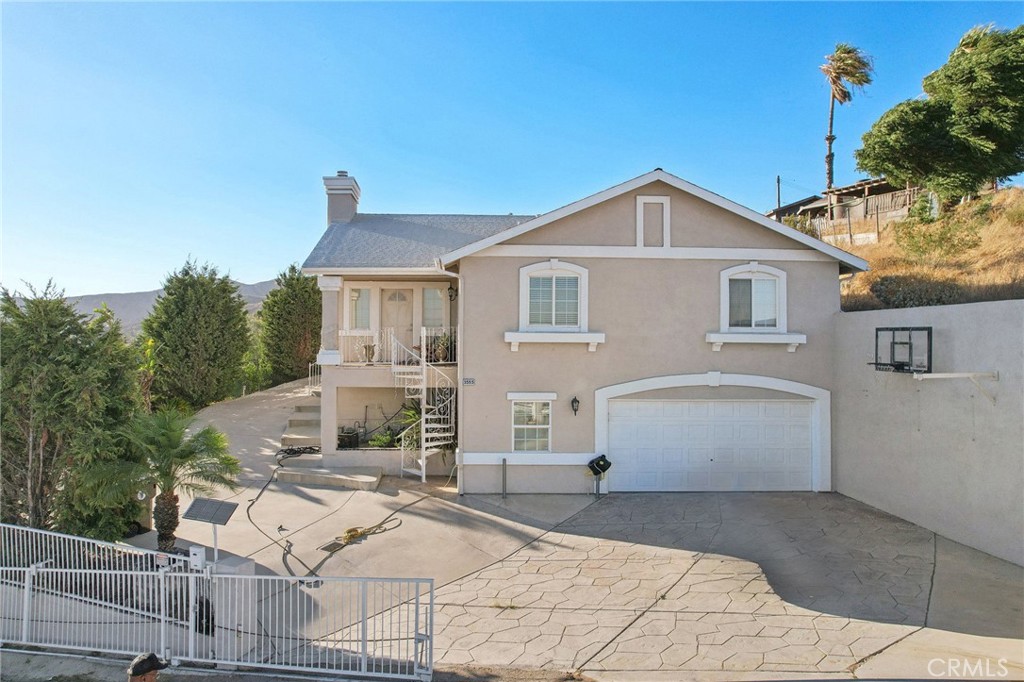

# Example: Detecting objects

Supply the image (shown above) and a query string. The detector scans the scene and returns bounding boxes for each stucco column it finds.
[317,275,343,365]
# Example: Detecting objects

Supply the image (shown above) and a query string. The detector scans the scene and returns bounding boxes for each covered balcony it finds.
[339,326,457,366]
[315,277,458,368]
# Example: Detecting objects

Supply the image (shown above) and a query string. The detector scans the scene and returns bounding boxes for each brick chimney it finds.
[323,171,361,223]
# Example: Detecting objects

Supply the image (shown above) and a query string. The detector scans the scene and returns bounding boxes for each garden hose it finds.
[337,517,402,545]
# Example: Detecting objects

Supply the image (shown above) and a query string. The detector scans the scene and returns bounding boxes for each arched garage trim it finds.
[594,372,831,492]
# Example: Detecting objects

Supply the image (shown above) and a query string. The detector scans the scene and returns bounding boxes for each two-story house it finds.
[302,169,867,495]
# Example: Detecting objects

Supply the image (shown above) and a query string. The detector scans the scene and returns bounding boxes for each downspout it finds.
[433,258,464,495]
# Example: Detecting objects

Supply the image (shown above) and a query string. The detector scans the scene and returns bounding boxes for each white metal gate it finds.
[1,524,433,680]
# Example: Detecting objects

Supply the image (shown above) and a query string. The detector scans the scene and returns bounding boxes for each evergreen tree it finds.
[260,264,321,385]
[0,286,141,537]
[142,261,250,409]
[856,25,1024,203]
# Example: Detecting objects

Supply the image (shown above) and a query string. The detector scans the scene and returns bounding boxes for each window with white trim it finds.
[719,262,788,333]
[512,401,551,452]
[422,287,446,327]
[349,288,371,329]
[518,260,589,332]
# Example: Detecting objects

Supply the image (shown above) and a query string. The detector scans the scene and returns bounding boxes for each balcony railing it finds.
[420,326,457,365]
[339,327,457,366]
[340,328,396,365]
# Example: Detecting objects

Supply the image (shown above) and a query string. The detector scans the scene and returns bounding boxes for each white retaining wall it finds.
[833,301,1024,566]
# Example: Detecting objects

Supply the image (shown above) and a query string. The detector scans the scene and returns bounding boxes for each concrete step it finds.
[294,402,321,414]
[287,417,322,428]
[277,467,382,491]
[281,425,321,447]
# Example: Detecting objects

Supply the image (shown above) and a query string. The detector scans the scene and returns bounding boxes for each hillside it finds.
[67,279,277,336]
[841,188,1024,310]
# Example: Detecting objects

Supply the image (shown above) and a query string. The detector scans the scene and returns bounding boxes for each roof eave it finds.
[441,169,869,272]
[301,266,442,277]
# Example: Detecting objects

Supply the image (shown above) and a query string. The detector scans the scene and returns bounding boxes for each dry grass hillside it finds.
[841,187,1024,310]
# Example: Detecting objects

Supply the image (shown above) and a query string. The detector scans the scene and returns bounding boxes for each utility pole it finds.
[776,176,781,210]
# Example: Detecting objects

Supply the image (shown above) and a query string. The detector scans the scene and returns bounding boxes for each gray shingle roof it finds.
[302,214,535,269]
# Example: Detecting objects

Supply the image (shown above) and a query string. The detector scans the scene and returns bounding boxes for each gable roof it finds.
[439,169,868,273]
[303,213,534,271]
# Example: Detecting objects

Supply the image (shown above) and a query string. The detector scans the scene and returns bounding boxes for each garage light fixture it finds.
[571,396,580,415]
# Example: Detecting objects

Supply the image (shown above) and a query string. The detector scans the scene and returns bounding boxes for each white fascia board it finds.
[477,245,834,262]
[302,267,441,277]
[439,169,868,272]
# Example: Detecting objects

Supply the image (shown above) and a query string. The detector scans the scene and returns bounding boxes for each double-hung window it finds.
[512,401,551,452]
[718,262,788,333]
[517,260,588,332]
[709,263,804,351]
[729,278,777,329]
[349,288,371,329]
[529,275,579,327]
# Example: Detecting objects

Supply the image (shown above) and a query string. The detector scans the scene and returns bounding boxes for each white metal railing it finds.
[0,523,191,572]
[340,329,397,365]
[395,331,457,482]
[420,327,456,365]
[0,567,434,680]
[307,362,322,395]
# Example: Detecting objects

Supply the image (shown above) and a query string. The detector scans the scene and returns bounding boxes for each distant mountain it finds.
[67,279,278,337]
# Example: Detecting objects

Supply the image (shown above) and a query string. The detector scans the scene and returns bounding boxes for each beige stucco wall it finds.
[833,301,1024,566]
[459,255,839,458]
[463,464,598,494]
[505,181,813,250]
[337,387,406,433]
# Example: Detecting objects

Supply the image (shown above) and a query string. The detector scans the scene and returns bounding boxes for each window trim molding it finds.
[636,195,671,247]
[510,399,553,453]
[518,259,589,332]
[719,262,788,333]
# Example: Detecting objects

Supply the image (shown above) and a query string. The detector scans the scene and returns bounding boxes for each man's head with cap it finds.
[127,652,169,680]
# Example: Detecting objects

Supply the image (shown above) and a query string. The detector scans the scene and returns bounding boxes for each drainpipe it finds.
[433,258,464,495]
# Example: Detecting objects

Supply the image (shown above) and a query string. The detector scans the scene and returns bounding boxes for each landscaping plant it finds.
[260,264,321,385]
[142,261,249,410]
[0,286,142,539]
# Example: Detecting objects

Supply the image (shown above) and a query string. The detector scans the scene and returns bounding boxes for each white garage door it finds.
[608,400,813,492]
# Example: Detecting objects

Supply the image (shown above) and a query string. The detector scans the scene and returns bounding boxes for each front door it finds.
[381,289,414,352]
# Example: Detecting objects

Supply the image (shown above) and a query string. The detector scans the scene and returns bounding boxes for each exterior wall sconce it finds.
[571,396,580,415]
[447,284,458,301]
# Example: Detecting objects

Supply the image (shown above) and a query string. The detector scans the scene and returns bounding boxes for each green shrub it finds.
[893,215,981,260]
[781,214,818,237]
[869,274,966,308]
[368,428,395,448]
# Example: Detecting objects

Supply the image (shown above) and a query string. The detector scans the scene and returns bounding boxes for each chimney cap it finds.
[337,171,348,177]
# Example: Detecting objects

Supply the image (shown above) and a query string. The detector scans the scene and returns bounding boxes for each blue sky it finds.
[3,2,1021,295]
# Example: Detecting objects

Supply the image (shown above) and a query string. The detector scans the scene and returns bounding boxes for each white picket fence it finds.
[0,524,434,680]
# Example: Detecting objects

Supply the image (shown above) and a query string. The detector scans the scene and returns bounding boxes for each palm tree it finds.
[821,43,874,211]
[85,409,240,551]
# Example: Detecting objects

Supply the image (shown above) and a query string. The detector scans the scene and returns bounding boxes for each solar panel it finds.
[182,498,238,526]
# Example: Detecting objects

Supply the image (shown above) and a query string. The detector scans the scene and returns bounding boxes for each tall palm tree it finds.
[821,44,874,204]
[85,409,240,551]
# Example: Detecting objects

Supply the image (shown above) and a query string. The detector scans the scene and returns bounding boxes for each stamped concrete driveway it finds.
[433,492,1024,680]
